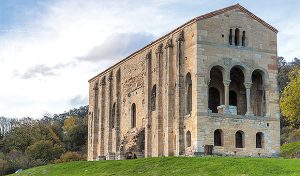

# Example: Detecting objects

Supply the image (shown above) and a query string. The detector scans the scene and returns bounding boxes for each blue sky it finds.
[0,0,299,118]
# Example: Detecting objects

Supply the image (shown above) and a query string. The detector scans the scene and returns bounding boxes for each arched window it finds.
[214,129,223,146]
[186,73,192,115]
[234,28,240,46]
[111,103,116,128]
[186,131,191,147]
[229,29,233,45]
[235,131,244,148]
[151,85,156,111]
[256,132,263,148]
[131,103,136,128]
[242,31,246,46]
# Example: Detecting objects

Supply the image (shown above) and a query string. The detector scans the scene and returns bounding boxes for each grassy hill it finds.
[10,157,300,176]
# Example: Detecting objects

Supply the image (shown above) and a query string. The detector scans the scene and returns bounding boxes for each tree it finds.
[3,120,40,152]
[280,67,300,127]
[26,140,64,162]
[63,116,87,151]
[278,57,300,94]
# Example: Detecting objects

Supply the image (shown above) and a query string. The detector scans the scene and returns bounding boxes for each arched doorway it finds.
[208,66,224,113]
[230,66,246,115]
[229,91,237,106]
[252,70,266,116]
[209,87,220,113]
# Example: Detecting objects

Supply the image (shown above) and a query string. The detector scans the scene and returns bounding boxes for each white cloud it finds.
[0,0,199,118]
[0,0,298,117]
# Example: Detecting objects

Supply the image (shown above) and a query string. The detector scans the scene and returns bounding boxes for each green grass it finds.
[10,157,300,176]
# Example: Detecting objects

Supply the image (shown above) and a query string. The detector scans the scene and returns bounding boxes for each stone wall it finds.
[87,4,280,160]
[195,7,280,156]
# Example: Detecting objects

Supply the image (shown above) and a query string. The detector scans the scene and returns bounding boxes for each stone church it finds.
[87,4,280,160]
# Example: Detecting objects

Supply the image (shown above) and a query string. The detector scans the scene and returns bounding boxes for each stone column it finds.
[92,82,99,160]
[107,73,114,159]
[99,77,106,157]
[244,82,254,116]
[264,84,270,117]
[115,69,121,153]
[97,82,102,158]
[156,43,164,156]
[165,38,174,156]
[223,80,231,114]
[175,30,185,155]
[144,51,152,157]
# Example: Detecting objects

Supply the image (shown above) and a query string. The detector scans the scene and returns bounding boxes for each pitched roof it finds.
[89,4,277,82]
[195,4,278,33]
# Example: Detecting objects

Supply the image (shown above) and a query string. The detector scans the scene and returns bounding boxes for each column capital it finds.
[223,80,231,86]
[165,38,173,48]
[107,75,113,82]
[93,83,99,90]
[244,82,252,89]
[176,30,184,42]
[146,50,152,60]
[155,43,163,54]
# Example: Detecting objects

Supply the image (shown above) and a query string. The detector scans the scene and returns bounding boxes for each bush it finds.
[26,140,64,162]
[55,152,83,163]
[281,142,300,158]
[0,159,8,176]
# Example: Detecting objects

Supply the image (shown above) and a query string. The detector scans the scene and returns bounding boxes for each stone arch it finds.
[228,62,250,81]
[214,129,223,146]
[207,64,227,83]
[185,72,192,115]
[131,103,136,128]
[235,130,245,148]
[250,67,269,86]
[186,131,191,148]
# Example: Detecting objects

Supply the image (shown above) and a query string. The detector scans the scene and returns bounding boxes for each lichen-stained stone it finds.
[87,4,280,160]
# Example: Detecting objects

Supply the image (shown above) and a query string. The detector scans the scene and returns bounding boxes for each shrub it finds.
[26,140,64,162]
[55,152,83,163]
[281,142,300,158]
[0,159,8,176]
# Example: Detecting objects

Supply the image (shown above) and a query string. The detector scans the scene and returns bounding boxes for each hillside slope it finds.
[11,157,300,176]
